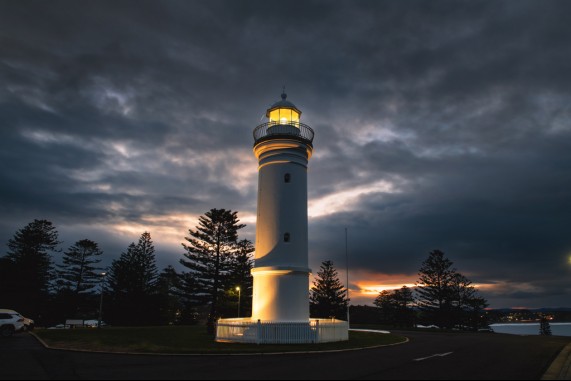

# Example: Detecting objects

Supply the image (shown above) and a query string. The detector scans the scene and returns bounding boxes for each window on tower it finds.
[284,173,291,183]
[284,233,291,243]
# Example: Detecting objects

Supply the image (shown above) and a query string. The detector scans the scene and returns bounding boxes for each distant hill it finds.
[490,307,571,312]
[486,307,571,324]
[534,307,571,312]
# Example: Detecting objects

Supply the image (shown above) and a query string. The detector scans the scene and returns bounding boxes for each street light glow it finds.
[236,287,241,318]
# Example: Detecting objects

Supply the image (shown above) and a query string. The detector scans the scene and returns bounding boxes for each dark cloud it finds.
[1,0,570,308]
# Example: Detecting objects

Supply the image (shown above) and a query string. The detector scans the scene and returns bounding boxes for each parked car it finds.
[22,316,35,331]
[0,309,26,337]
[83,320,106,328]
[416,324,440,329]
[47,324,71,330]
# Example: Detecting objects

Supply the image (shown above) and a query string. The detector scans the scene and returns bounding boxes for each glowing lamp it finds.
[266,92,301,126]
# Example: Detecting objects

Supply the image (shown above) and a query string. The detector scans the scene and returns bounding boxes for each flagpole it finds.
[345,227,350,327]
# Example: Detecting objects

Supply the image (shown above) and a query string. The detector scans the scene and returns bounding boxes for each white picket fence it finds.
[216,318,349,344]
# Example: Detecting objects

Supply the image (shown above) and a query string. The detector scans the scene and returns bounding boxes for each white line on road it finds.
[414,352,454,362]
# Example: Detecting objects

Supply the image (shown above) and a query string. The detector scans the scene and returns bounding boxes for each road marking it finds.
[414,352,454,362]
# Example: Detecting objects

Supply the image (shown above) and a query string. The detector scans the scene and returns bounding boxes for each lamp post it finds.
[236,287,241,318]
[98,272,107,329]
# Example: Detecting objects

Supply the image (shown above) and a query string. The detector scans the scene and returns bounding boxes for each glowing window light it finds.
[268,108,300,125]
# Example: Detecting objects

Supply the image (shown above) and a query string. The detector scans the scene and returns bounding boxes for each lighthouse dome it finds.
[266,92,302,123]
[267,95,299,112]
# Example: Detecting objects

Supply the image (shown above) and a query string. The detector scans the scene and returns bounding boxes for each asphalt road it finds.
[0,331,569,380]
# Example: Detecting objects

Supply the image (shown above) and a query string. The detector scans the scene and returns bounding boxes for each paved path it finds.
[1,331,569,380]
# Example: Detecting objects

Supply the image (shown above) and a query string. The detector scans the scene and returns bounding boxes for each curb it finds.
[29,330,409,357]
[542,343,571,380]
[29,332,50,348]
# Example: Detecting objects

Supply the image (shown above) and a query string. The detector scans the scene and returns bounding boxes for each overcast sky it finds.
[1,0,570,308]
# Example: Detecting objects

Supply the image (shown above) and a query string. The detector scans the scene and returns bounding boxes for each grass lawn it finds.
[35,325,407,354]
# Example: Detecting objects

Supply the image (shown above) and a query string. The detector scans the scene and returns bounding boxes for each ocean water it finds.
[490,323,571,337]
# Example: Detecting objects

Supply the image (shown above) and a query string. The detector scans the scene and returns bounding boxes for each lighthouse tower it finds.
[216,92,348,344]
[251,91,314,322]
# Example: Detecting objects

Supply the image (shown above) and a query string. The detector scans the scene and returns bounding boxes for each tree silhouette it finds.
[57,239,104,294]
[107,232,159,325]
[0,219,61,321]
[416,250,488,329]
[374,286,415,327]
[55,239,104,316]
[540,315,552,336]
[174,271,201,324]
[180,209,246,332]
[374,290,398,324]
[416,250,457,328]
[310,260,348,320]
[226,239,254,317]
[155,266,185,325]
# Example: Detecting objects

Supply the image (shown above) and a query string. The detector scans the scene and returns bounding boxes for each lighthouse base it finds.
[216,318,348,344]
[251,266,311,322]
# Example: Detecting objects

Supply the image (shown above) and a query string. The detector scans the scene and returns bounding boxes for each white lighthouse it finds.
[216,92,348,344]
[251,91,313,322]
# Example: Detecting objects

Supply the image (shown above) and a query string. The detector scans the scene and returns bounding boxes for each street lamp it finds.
[98,272,107,329]
[236,287,241,318]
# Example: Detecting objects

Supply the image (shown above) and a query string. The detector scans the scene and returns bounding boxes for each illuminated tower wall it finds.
[251,92,314,322]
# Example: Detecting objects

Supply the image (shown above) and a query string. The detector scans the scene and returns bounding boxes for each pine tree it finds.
[416,250,457,329]
[155,266,184,325]
[394,286,415,310]
[374,290,398,324]
[57,239,103,294]
[132,232,159,295]
[175,271,201,324]
[107,232,159,325]
[108,243,137,296]
[226,239,254,317]
[540,315,552,336]
[373,286,415,326]
[310,260,348,320]
[393,286,415,327]
[465,296,489,331]
[180,209,246,331]
[54,239,104,317]
[0,219,61,320]
[416,250,488,329]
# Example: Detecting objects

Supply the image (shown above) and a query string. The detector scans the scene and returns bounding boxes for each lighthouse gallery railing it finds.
[253,121,315,145]
[216,318,348,344]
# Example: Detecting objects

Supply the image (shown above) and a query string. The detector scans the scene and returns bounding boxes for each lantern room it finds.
[266,92,301,125]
